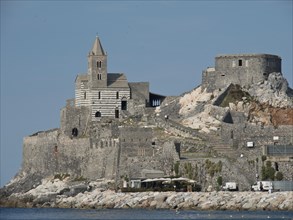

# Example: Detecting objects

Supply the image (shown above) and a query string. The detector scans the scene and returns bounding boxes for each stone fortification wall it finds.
[22,129,60,177]
[22,128,119,180]
[276,162,293,181]
[129,82,149,104]
[218,123,293,181]
[21,121,180,183]
[116,126,180,179]
[128,82,150,115]
[202,54,281,92]
[215,54,281,78]
[60,99,90,137]
[118,127,154,179]
[220,123,293,148]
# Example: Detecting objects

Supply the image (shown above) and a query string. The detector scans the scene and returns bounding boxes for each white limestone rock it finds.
[247,72,293,108]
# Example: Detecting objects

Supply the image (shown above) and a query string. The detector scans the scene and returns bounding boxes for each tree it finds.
[261,161,276,181]
[174,161,180,177]
[266,166,276,180]
[217,176,223,186]
[275,172,284,181]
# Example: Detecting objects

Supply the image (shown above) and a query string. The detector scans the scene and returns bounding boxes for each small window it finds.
[238,60,242,66]
[115,109,119,118]
[84,92,86,99]
[95,111,101,117]
[97,74,101,80]
[275,162,279,171]
[116,91,119,99]
[98,91,101,99]
[72,128,78,137]
[97,61,102,68]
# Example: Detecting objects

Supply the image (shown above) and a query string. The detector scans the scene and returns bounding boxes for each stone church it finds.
[60,37,166,136]
[74,36,165,121]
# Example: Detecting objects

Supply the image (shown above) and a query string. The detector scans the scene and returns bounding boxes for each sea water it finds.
[1,208,293,220]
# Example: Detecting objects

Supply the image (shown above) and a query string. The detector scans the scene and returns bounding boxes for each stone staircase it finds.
[205,134,238,158]
[160,117,239,158]
[156,117,206,139]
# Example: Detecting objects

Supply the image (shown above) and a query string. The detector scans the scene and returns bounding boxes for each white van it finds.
[222,182,238,191]
[251,181,273,191]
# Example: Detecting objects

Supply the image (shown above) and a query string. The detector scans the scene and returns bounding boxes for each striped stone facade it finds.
[75,78,90,107]
[90,88,130,119]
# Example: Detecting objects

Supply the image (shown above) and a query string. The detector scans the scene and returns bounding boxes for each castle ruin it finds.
[202,54,281,92]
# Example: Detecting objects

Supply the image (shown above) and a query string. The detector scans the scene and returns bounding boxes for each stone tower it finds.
[202,54,282,92]
[88,36,108,88]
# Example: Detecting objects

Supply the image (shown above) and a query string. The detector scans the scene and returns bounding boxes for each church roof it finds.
[75,73,129,88]
[90,36,105,56]
[107,73,129,88]
[75,74,88,83]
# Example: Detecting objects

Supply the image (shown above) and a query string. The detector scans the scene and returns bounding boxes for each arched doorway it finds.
[95,111,101,117]
[121,97,127,110]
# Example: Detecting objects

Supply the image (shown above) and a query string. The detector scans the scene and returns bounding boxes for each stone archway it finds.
[95,111,101,117]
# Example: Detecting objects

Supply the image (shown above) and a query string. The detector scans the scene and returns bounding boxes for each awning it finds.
[142,178,171,183]
[142,177,195,183]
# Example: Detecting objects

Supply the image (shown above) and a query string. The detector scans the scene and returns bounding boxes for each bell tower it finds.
[88,36,107,88]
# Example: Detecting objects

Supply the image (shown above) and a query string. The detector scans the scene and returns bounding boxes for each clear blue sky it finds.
[1,1,292,186]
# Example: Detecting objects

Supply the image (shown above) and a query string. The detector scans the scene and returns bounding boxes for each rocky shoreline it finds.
[1,178,292,211]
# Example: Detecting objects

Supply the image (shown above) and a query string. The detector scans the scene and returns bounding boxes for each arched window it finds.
[95,111,101,117]
[72,128,78,137]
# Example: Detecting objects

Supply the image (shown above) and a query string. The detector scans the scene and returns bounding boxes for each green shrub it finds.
[73,176,87,182]
[261,162,276,181]
[184,162,193,179]
[275,172,284,181]
[174,161,180,176]
[205,159,222,177]
[54,173,70,180]
[217,176,223,186]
